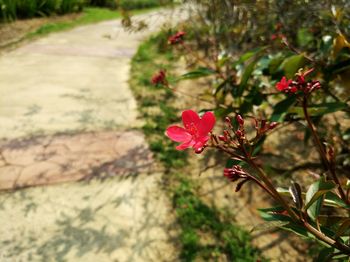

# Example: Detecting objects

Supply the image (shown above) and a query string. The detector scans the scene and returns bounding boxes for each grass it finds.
[0,6,163,50]
[0,0,172,22]
[130,32,267,261]
[27,7,158,38]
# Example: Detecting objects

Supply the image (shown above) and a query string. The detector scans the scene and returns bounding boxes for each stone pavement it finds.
[0,8,186,261]
[0,8,185,139]
[0,131,154,190]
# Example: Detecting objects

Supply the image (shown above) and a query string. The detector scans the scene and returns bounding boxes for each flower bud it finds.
[223,130,230,138]
[312,80,321,89]
[268,122,278,130]
[195,147,204,154]
[225,117,232,126]
[235,129,244,138]
[218,135,227,142]
[236,115,244,126]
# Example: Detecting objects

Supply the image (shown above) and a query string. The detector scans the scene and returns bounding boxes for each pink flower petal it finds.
[198,112,216,136]
[166,126,192,142]
[176,140,195,150]
[193,136,209,150]
[182,110,200,130]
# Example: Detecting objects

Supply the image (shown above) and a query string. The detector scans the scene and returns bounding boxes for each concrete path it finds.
[0,8,185,261]
[0,9,181,139]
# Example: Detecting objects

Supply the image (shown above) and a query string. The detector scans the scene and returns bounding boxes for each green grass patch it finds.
[0,0,173,22]
[27,7,159,38]
[130,31,267,261]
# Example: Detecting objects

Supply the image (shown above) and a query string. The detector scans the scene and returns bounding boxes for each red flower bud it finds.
[218,135,227,142]
[225,117,232,126]
[151,70,167,85]
[236,115,244,126]
[168,31,186,45]
[195,147,205,154]
[235,129,244,138]
[268,122,278,130]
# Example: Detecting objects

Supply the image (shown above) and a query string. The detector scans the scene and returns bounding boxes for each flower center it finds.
[188,123,198,137]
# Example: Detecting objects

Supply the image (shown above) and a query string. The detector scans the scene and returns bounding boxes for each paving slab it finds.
[0,130,154,190]
[0,172,178,262]
[0,8,186,139]
[0,8,187,261]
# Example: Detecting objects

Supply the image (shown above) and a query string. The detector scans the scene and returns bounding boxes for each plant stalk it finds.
[302,97,349,205]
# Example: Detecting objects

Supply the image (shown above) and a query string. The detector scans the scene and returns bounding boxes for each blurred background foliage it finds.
[0,0,173,22]
[170,0,350,170]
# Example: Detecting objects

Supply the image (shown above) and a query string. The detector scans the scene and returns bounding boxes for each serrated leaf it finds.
[281,54,305,78]
[179,67,216,80]
[305,178,336,220]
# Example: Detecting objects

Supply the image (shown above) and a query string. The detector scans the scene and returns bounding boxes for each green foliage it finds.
[305,177,336,220]
[174,176,264,261]
[0,0,171,22]
[25,7,160,39]
[119,0,171,10]
[130,34,266,261]
[0,0,85,21]
[163,1,350,258]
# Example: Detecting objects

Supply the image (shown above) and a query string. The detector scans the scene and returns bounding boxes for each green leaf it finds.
[250,221,289,234]
[281,54,306,79]
[268,56,284,75]
[258,206,292,222]
[289,102,348,117]
[324,192,350,209]
[270,95,296,122]
[236,58,260,96]
[232,46,266,68]
[214,78,231,95]
[297,28,314,47]
[304,177,336,220]
[258,206,328,241]
[335,219,350,238]
[179,67,216,80]
[316,248,334,262]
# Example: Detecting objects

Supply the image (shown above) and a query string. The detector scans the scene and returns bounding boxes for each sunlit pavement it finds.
[0,8,186,261]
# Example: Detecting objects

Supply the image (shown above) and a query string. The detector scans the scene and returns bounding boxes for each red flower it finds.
[151,70,167,85]
[166,110,215,151]
[168,31,186,45]
[276,76,296,93]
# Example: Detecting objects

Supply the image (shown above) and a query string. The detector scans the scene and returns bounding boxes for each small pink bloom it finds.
[166,110,216,151]
[271,34,278,40]
[276,76,295,93]
[151,70,167,85]
[168,31,186,45]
